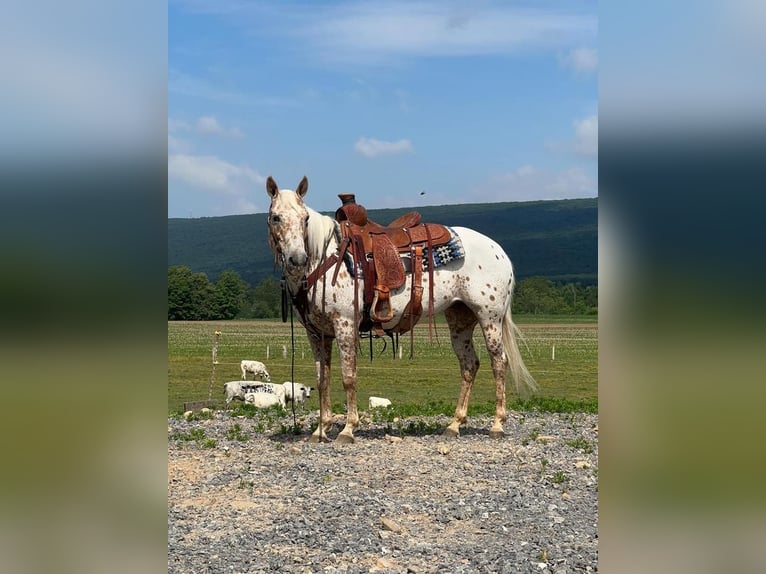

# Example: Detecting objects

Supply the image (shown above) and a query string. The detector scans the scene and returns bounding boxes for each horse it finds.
[265,176,536,443]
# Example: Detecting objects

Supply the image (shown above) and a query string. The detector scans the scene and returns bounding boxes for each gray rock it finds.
[168,411,598,573]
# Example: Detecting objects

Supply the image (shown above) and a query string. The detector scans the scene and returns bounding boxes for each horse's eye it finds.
[270,214,281,225]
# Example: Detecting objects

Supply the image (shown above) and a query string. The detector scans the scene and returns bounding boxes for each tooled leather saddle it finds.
[332,194,452,336]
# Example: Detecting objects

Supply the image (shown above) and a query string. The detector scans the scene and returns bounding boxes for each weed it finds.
[170,427,216,449]
[170,427,207,442]
[182,409,215,422]
[566,437,593,454]
[238,478,254,489]
[277,422,303,436]
[225,423,249,442]
[511,396,598,414]
[551,471,569,484]
[189,427,206,440]
[522,427,541,446]
[395,418,442,436]
[229,403,258,418]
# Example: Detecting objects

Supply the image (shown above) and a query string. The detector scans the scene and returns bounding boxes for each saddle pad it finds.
[422,227,465,270]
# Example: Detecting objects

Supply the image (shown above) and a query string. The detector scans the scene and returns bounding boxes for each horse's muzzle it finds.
[285,251,308,270]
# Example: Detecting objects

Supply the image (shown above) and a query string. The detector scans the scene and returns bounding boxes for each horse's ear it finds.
[266,176,278,198]
[296,176,308,198]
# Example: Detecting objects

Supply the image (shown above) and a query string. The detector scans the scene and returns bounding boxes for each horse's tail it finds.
[502,283,537,398]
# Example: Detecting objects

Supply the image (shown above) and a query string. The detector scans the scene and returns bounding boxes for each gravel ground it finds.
[168,409,598,573]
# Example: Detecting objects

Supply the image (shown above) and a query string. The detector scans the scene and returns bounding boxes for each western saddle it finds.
[332,194,452,337]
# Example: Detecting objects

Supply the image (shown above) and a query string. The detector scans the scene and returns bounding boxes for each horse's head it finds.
[266,176,310,279]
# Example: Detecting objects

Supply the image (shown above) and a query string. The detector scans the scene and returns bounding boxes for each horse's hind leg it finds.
[479,317,509,439]
[444,302,479,438]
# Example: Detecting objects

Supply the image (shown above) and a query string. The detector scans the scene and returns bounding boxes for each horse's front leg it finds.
[308,335,334,443]
[335,328,359,444]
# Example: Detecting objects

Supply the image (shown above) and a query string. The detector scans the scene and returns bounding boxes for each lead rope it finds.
[316,230,335,443]
[289,297,297,429]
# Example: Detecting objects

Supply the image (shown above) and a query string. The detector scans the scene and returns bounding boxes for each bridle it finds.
[268,202,341,340]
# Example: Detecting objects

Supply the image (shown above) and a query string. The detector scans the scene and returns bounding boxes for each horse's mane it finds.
[306,206,338,263]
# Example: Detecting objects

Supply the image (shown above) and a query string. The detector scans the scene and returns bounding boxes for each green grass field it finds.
[168,316,597,415]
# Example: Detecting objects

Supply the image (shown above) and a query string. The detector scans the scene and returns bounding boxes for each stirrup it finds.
[370,285,394,323]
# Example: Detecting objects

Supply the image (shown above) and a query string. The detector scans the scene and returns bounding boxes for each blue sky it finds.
[168,0,598,218]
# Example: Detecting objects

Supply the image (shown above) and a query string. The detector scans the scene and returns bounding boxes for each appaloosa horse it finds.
[266,176,536,443]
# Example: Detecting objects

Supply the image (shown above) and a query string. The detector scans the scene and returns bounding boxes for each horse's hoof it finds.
[309,434,328,444]
[336,432,355,444]
[489,428,505,439]
[443,427,460,439]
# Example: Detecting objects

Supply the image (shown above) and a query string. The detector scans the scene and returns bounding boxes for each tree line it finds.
[168,265,597,321]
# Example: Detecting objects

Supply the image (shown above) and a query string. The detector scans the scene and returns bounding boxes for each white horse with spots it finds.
[265,176,536,443]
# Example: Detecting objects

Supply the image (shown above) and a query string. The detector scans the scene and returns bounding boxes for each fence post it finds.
[208,330,221,400]
[552,345,555,361]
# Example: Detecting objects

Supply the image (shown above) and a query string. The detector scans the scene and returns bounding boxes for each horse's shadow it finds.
[263,418,497,444]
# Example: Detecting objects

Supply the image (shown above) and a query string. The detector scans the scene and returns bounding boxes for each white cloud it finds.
[170,68,302,107]
[303,4,596,65]
[173,1,597,66]
[195,115,244,138]
[167,116,243,154]
[168,118,191,132]
[168,134,192,153]
[168,154,265,192]
[560,47,598,74]
[546,114,598,159]
[354,137,414,158]
[490,165,597,201]
[212,196,259,216]
[511,164,538,178]
[196,116,223,135]
[573,114,598,158]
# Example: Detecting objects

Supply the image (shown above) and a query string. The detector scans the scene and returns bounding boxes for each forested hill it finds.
[168,197,597,287]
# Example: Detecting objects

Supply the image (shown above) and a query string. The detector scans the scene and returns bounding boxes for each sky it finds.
[168,0,598,218]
